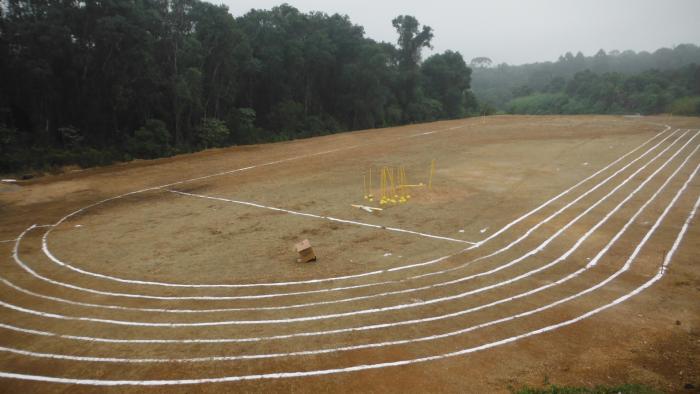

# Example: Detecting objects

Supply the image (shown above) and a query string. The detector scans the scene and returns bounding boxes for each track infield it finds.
[0,115,698,393]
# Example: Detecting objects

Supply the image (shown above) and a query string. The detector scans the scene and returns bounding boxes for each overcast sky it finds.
[220,0,700,65]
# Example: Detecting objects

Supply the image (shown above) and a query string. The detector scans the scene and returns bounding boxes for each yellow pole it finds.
[403,166,411,199]
[369,167,373,199]
[428,159,435,190]
[363,174,367,199]
[402,167,407,192]
[380,167,387,204]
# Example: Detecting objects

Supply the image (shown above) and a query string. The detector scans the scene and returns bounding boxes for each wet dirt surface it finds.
[0,115,698,393]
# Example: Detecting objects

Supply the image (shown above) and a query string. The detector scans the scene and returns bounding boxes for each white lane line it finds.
[22,130,692,306]
[0,170,695,385]
[468,125,673,249]
[4,135,696,325]
[0,155,695,355]
[392,128,683,273]
[0,239,18,244]
[165,189,476,245]
[41,122,466,230]
[38,127,676,290]
[409,130,699,282]
[159,123,466,190]
[5,129,693,329]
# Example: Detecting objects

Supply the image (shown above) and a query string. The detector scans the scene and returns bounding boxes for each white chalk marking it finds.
[469,125,673,249]
[0,184,695,385]
[5,129,690,323]
[38,126,676,290]
[5,137,696,324]
[1,157,695,351]
[166,189,475,245]
[392,128,685,274]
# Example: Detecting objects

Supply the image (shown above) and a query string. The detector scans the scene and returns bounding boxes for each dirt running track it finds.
[0,115,698,393]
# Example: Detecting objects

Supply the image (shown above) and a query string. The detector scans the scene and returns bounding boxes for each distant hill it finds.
[472,44,700,111]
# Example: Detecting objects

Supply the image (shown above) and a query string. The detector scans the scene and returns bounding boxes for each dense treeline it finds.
[0,1,477,172]
[472,44,700,112]
[507,64,700,116]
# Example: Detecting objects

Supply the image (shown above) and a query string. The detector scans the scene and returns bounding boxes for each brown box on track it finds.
[295,239,317,263]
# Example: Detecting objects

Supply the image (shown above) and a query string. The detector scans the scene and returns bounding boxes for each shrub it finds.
[667,96,700,115]
[0,124,18,154]
[58,125,83,149]
[127,119,171,159]
[507,93,571,115]
[512,383,660,394]
[268,100,304,135]
[74,147,114,168]
[196,118,230,148]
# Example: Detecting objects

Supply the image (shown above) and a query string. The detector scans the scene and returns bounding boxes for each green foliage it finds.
[422,51,473,118]
[473,44,700,110]
[392,15,433,68]
[0,2,474,172]
[238,108,257,130]
[406,97,443,122]
[73,147,116,168]
[0,124,18,154]
[196,118,230,148]
[391,15,434,119]
[58,126,83,150]
[0,124,21,172]
[504,64,699,115]
[512,383,660,394]
[228,108,258,144]
[127,120,172,159]
[268,100,305,137]
[667,96,700,115]
[508,93,570,114]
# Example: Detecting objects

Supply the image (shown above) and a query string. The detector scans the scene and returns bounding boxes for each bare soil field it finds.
[0,115,698,393]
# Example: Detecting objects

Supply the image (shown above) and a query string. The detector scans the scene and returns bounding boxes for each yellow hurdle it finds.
[361,163,435,206]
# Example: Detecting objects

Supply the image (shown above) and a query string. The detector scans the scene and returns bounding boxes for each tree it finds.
[422,51,472,118]
[470,57,493,69]
[391,15,433,119]
[127,119,171,159]
[196,118,229,148]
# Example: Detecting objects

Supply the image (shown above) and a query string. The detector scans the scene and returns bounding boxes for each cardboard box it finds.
[295,239,317,263]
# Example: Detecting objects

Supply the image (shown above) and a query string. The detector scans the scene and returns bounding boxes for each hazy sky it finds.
[220,0,700,65]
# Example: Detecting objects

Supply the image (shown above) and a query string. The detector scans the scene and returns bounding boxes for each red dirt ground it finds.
[0,115,698,393]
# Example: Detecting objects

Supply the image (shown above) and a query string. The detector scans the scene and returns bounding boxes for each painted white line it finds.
[0,239,18,244]
[1,156,696,352]
[17,132,700,308]
[398,128,686,275]
[38,127,676,291]
[165,189,476,245]
[4,134,696,324]
[0,176,695,385]
[469,125,674,249]
[6,129,692,326]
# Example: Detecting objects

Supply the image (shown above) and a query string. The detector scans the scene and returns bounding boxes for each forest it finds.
[0,1,476,172]
[472,45,700,115]
[1,1,699,173]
